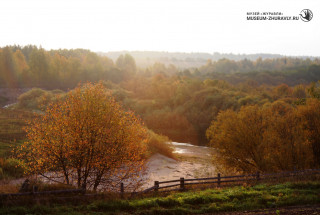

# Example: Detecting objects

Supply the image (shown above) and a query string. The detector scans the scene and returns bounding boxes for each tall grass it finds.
[146,130,176,160]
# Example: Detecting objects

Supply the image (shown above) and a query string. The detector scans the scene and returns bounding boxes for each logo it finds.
[300,9,313,22]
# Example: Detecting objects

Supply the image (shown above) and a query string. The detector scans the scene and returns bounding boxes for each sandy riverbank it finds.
[5,142,215,191]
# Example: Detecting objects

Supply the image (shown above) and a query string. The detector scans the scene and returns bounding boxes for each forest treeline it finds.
[2,45,320,146]
[1,45,320,89]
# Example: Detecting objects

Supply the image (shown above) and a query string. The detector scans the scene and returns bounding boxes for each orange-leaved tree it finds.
[206,101,318,174]
[18,82,148,191]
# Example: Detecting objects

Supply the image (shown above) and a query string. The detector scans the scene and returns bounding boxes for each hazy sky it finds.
[1,0,319,56]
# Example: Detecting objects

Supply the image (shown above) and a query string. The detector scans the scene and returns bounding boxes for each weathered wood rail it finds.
[0,188,85,199]
[137,168,320,194]
[0,169,319,202]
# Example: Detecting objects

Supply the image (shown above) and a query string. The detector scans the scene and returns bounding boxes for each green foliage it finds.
[17,88,65,111]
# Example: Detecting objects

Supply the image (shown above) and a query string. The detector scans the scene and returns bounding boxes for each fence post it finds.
[217,173,221,187]
[81,187,86,195]
[180,177,185,190]
[81,183,87,194]
[120,182,124,198]
[154,181,159,192]
[256,171,260,181]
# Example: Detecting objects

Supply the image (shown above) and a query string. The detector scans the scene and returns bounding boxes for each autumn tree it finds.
[262,102,313,171]
[292,84,306,99]
[308,81,320,99]
[116,54,137,80]
[13,49,29,85]
[206,105,266,173]
[0,47,18,87]
[28,48,50,87]
[298,99,320,166]
[18,83,148,191]
[206,101,317,174]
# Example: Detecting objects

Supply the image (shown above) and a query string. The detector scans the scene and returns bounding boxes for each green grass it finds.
[1,181,319,214]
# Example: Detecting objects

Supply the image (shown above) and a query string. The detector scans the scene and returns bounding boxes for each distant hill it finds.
[98,51,317,68]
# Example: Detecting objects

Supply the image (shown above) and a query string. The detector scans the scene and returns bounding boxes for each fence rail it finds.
[138,168,320,194]
[0,188,85,199]
[1,169,319,201]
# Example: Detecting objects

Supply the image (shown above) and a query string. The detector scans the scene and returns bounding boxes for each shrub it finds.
[0,158,25,178]
[17,88,65,110]
[147,130,176,159]
[17,88,47,109]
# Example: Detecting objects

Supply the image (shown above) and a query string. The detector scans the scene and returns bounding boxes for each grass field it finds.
[1,181,319,215]
[0,109,34,179]
[0,109,34,157]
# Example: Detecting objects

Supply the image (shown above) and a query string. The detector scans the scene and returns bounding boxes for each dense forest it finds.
[1,45,320,89]
[1,45,320,146]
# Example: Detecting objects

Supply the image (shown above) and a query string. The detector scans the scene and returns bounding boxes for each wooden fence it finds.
[0,188,86,206]
[0,188,85,199]
[136,168,320,194]
[1,169,319,202]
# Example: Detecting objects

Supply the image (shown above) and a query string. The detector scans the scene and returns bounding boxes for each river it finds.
[142,142,215,189]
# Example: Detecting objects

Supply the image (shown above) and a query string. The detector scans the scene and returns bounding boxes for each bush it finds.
[147,130,176,159]
[17,88,46,109]
[17,88,65,110]
[0,158,25,178]
[17,179,77,192]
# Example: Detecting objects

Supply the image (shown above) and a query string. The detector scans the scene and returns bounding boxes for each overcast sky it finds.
[0,0,319,56]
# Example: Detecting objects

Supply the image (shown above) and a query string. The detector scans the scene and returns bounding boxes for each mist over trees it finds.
[1,45,320,90]
[101,51,317,69]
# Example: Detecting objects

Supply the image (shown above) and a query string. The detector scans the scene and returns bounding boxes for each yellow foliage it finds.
[18,82,148,191]
[207,99,320,174]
